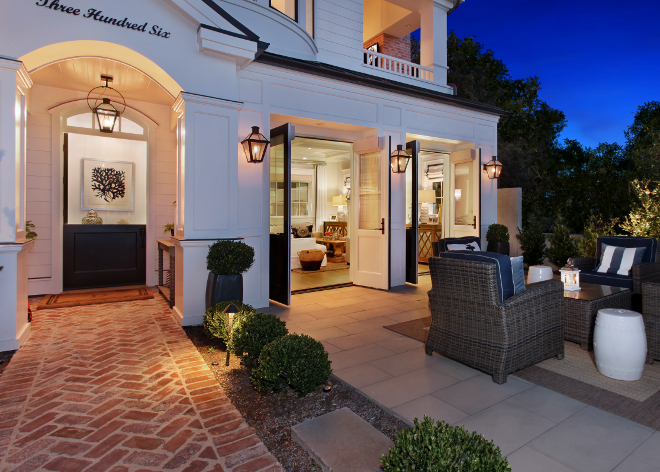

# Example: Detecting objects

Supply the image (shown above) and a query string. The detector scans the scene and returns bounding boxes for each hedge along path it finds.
[0,296,283,472]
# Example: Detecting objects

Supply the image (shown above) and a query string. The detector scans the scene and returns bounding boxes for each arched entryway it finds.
[20,47,179,295]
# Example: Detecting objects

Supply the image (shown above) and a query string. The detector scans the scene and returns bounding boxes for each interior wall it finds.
[67,134,147,225]
[26,84,176,294]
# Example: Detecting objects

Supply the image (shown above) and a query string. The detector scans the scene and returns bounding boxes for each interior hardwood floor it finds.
[291,268,351,292]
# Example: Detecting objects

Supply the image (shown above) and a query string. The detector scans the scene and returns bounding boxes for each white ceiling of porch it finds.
[30,57,174,106]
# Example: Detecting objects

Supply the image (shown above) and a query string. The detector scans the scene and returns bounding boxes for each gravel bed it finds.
[184,326,408,472]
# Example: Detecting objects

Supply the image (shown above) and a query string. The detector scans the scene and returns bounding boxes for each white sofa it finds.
[291,236,327,270]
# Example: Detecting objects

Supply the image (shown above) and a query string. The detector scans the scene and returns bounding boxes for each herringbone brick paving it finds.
[0,295,283,472]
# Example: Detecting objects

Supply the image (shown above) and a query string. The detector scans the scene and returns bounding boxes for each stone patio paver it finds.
[0,296,283,472]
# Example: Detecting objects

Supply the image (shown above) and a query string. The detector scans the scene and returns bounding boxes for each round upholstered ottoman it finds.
[593,308,647,381]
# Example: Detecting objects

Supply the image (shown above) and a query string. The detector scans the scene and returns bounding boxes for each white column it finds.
[420,1,451,86]
[171,92,243,326]
[0,58,34,350]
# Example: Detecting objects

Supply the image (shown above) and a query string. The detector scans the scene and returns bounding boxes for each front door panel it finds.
[269,124,294,305]
[405,140,420,284]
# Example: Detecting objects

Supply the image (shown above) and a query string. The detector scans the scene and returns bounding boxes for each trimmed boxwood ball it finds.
[381,416,511,472]
[229,312,288,367]
[207,239,255,275]
[251,334,332,397]
[486,223,510,243]
[203,300,256,342]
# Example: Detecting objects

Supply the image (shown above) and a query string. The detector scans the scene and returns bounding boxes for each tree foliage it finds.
[620,181,660,239]
[625,101,660,179]
[546,217,577,268]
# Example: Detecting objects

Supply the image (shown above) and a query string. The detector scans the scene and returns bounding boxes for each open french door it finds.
[351,137,389,290]
[448,149,479,238]
[269,124,294,305]
[405,140,420,284]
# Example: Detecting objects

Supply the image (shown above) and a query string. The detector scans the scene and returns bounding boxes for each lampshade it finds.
[418,190,436,204]
[332,195,347,206]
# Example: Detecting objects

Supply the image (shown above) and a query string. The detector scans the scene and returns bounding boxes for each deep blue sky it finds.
[444,0,660,149]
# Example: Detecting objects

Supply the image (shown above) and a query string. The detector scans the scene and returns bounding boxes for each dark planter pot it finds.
[487,241,510,256]
[205,273,243,310]
[170,229,174,236]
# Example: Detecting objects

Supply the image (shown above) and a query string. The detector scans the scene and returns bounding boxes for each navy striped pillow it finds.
[595,244,646,276]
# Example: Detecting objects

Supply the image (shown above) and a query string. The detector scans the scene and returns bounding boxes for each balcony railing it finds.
[362,49,433,82]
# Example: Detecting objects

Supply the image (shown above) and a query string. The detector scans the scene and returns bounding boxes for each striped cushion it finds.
[595,244,646,276]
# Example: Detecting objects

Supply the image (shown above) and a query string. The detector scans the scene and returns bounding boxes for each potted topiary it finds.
[205,239,255,310]
[486,223,510,255]
[163,222,174,236]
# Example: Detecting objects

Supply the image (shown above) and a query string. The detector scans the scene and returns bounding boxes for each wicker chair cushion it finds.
[596,236,657,263]
[596,244,646,275]
[433,237,482,256]
[440,251,515,301]
[580,271,633,289]
[511,256,526,294]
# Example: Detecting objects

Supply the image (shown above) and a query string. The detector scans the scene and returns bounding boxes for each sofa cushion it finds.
[292,225,313,238]
[596,236,657,263]
[580,271,633,289]
[440,251,514,302]
[596,244,646,276]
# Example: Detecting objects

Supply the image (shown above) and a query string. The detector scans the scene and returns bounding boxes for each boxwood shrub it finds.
[381,416,510,472]
[203,300,256,342]
[207,239,255,275]
[229,312,288,367]
[486,223,510,243]
[251,334,332,397]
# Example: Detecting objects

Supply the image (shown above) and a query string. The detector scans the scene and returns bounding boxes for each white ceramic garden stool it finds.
[593,308,647,381]
[527,265,553,284]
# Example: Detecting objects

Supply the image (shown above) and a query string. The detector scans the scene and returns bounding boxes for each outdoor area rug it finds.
[382,318,660,430]
[383,317,431,343]
[36,286,154,310]
[292,261,349,274]
[516,343,660,430]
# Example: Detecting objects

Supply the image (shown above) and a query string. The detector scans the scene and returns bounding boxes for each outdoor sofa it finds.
[568,236,660,310]
[426,251,564,384]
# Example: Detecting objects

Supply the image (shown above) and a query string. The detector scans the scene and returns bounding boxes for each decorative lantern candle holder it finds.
[560,265,581,291]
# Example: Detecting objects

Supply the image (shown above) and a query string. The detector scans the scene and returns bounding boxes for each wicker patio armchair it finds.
[426,256,565,384]
[568,236,660,311]
[642,282,660,364]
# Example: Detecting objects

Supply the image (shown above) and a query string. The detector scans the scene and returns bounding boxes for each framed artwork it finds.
[81,158,135,211]
[331,215,337,221]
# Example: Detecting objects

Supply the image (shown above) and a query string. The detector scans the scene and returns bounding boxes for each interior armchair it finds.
[426,254,564,384]
[568,236,660,310]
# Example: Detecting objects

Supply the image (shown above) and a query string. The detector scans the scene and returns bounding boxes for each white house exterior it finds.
[0,0,503,351]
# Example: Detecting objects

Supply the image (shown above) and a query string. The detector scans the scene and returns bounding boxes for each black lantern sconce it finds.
[241,126,270,163]
[390,144,411,173]
[483,156,503,179]
[87,76,125,133]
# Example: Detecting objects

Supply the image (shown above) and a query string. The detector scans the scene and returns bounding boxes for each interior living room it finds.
[270,137,353,292]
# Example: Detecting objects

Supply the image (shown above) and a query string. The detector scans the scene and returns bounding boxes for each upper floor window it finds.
[270,0,297,22]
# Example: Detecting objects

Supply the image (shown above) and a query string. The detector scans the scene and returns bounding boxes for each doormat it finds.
[37,286,154,310]
[383,317,431,343]
[516,343,660,430]
[291,262,349,274]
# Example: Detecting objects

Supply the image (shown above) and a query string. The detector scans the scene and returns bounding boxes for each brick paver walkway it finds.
[0,296,282,472]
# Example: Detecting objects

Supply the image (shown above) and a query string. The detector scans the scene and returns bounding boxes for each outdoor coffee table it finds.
[563,283,631,350]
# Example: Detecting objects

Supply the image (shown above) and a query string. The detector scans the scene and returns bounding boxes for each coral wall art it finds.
[82,158,134,211]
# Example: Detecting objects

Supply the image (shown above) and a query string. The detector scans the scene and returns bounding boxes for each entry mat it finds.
[384,317,660,430]
[36,286,154,310]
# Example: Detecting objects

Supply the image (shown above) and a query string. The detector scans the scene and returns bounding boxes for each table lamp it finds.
[332,195,348,222]
[418,190,436,224]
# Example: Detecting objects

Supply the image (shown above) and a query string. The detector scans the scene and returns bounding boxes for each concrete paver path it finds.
[0,296,282,472]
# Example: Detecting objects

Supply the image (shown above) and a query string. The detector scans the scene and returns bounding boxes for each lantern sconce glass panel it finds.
[241,126,270,163]
[87,76,126,134]
[390,144,411,173]
[483,156,503,179]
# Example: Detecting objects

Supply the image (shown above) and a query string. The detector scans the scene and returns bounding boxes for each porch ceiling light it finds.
[242,126,270,163]
[390,144,411,173]
[87,75,125,133]
[483,156,503,179]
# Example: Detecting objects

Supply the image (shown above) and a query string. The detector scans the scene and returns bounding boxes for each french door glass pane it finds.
[358,151,381,230]
[454,162,473,226]
[270,139,285,232]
